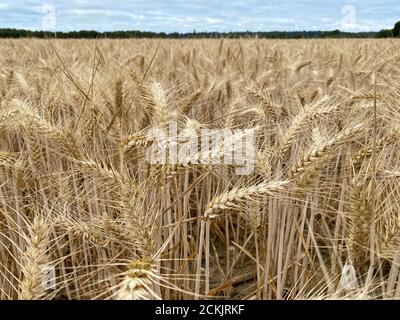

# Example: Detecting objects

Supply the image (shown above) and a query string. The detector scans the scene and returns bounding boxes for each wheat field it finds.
[0,38,399,300]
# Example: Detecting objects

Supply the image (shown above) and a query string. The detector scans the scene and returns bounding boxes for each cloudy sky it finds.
[0,0,398,32]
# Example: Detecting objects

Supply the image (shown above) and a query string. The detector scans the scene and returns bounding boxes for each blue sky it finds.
[0,0,398,32]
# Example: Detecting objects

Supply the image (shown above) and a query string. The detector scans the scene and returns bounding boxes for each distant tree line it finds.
[0,28,379,39]
[0,21,399,39]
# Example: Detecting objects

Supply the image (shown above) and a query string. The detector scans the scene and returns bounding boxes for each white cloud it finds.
[0,4,10,10]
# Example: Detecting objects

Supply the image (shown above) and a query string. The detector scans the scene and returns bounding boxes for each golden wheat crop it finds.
[0,38,400,300]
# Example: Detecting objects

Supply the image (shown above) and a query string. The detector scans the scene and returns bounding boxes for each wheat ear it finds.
[346,177,372,265]
[204,180,288,218]
[19,216,50,300]
[289,123,366,189]
[117,259,160,300]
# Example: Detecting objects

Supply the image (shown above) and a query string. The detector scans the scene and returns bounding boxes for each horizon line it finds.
[0,28,384,34]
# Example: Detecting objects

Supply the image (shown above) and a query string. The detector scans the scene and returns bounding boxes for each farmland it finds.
[0,38,399,299]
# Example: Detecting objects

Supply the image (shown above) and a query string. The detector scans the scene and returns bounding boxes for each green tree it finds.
[394,21,400,37]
